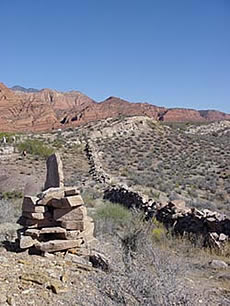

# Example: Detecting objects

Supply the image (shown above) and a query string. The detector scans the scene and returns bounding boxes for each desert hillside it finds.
[0,117,230,304]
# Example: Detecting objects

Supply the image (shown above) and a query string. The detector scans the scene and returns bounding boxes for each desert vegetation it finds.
[17,139,54,158]
[91,201,230,305]
[93,120,230,213]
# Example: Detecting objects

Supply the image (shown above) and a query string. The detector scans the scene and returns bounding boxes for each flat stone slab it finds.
[40,227,66,234]
[53,206,87,221]
[61,195,84,208]
[38,187,81,206]
[51,195,84,208]
[22,211,52,220]
[61,216,93,231]
[64,188,80,197]
[24,228,40,238]
[20,217,58,228]
[35,239,83,252]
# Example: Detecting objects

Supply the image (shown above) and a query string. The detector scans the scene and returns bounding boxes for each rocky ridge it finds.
[0,82,229,132]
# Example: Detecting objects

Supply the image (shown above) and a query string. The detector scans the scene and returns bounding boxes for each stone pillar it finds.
[44,153,64,190]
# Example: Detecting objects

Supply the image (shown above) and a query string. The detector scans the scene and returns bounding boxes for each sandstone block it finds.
[44,153,64,190]
[20,217,58,228]
[22,196,40,212]
[38,188,65,206]
[61,216,93,231]
[61,195,84,208]
[22,211,52,220]
[24,228,40,238]
[53,206,87,222]
[36,239,83,252]
[38,187,80,206]
[40,227,66,235]
[61,220,85,231]
[64,188,80,197]
[20,235,35,249]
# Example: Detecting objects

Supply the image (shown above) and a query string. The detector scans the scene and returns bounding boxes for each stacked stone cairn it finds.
[18,153,96,254]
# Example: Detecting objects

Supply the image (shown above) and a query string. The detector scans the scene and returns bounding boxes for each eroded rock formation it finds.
[0,82,229,132]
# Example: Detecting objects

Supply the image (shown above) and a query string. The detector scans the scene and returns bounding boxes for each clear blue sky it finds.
[1,0,229,112]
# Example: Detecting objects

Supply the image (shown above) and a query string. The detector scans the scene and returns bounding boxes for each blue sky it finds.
[1,0,229,112]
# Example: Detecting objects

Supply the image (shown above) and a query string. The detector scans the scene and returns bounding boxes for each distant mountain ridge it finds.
[0,82,229,132]
[11,85,40,93]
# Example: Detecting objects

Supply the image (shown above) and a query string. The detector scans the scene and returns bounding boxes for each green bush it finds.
[95,201,132,226]
[0,132,17,143]
[1,190,23,200]
[17,139,54,158]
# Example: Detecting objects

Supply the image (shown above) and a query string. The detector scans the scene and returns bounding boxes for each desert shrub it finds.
[95,202,132,225]
[17,139,54,158]
[0,132,17,143]
[51,138,65,149]
[1,191,23,200]
[81,188,102,207]
[0,199,15,223]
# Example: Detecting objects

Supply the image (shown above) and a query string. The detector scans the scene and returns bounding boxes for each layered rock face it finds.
[0,82,229,132]
[0,83,94,132]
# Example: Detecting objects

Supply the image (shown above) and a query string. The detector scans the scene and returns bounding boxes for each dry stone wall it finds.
[85,138,230,249]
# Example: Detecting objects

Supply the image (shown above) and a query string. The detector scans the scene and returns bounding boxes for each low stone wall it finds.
[85,137,230,249]
[103,185,155,211]
[85,139,111,184]
[104,185,230,249]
